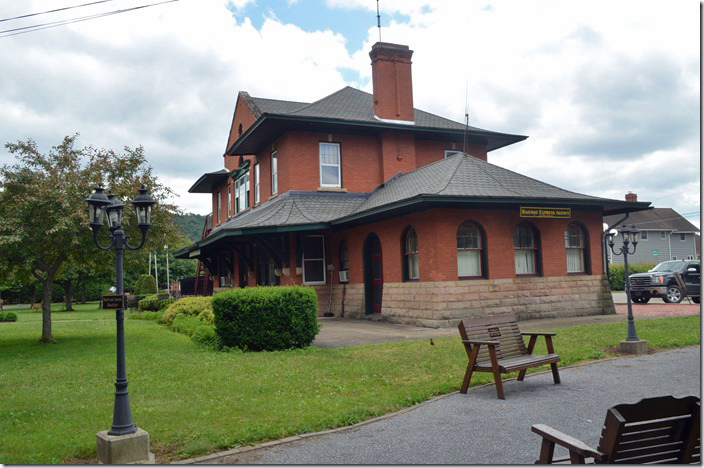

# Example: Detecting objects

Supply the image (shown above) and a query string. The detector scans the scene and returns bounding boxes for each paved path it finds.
[192,347,700,465]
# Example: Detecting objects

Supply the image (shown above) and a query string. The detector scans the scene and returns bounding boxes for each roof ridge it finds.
[286,86,362,116]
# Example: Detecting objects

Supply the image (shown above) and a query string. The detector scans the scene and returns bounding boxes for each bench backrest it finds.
[458,315,527,364]
[598,395,700,464]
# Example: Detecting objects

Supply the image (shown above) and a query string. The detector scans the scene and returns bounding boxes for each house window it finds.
[302,235,326,285]
[235,171,250,214]
[457,221,484,278]
[320,142,341,187]
[254,164,260,204]
[680,233,687,241]
[565,223,586,273]
[227,184,232,218]
[403,227,420,280]
[672,256,678,260]
[217,191,221,224]
[661,231,667,240]
[640,231,648,241]
[687,255,694,260]
[514,223,540,276]
[271,151,278,195]
[445,150,462,159]
[339,240,349,283]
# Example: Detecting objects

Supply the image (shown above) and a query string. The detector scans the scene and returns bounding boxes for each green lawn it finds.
[0,304,699,464]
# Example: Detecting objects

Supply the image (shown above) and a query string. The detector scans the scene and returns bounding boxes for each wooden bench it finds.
[458,314,560,399]
[531,395,701,464]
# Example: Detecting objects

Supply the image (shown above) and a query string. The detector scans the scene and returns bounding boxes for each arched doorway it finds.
[363,233,383,315]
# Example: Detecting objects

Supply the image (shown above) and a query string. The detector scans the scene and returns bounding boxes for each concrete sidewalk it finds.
[188,347,700,465]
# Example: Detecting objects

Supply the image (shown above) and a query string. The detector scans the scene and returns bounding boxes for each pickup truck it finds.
[628,260,700,304]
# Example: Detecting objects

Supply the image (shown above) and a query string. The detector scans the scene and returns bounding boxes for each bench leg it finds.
[537,438,556,464]
[517,369,527,381]
[550,363,561,384]
[460,364,474,394]
[492,369,506,400]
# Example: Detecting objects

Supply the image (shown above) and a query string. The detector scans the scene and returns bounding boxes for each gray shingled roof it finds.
[604,208,699,232]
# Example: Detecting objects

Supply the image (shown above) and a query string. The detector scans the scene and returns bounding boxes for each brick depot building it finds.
[175,42,650,328]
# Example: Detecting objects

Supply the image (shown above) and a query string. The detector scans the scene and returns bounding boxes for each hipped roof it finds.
[604,208,699,232]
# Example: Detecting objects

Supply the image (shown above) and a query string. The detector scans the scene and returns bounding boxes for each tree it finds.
[0,134,182,343]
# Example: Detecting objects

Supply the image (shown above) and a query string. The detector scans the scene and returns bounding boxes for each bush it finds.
[609,262,656,290]
[0,311,18,322]
[134,274,157,296]
[161,296,213,325]
[213,286,319,352]
[138,294,174,312]
[170,315,219,348]
[128,311,162,321]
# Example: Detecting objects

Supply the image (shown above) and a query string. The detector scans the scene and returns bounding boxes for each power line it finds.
[0,0,179,38]
[0,0,119,23]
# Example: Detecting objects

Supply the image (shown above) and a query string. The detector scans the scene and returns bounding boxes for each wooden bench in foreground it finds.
[458,314,560,400]
[531,395,701,464]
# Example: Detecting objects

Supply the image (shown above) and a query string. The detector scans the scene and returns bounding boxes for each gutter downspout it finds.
[668,231,673,260]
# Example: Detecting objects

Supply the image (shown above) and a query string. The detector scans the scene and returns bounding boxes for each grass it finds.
[0,304,700,464]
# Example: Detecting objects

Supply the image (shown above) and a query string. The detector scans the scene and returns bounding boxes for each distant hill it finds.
[174,213,206,242]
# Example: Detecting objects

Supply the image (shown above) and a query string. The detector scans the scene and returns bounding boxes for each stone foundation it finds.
[313,275,614,328]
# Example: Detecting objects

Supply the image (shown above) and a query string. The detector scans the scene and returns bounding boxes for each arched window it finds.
[403,227,419,281]
[514,223,540,276]
[457,221,485,278]
[565,223,587,273]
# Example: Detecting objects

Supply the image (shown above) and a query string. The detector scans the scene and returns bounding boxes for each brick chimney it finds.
[625,192,638,202]
[369,42,415,123]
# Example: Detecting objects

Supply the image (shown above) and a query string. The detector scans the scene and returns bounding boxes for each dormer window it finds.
[320,142,341,188]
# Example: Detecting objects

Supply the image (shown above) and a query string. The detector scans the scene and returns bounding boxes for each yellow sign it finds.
[520,207,571,219]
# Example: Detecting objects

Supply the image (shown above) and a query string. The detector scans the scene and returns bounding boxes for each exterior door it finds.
[364,234,383,315]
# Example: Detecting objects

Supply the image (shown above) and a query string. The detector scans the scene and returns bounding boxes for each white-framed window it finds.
[514,223,539,276]
[227,184,232,218]
[445,150,462,159]
[672,256,678,260]
[661,231,667,240]
[271,151,278,194]
[235,171,250,214]
[457,222,483,278]
[254,163,260,204]
[217,191,221,224]
[319,142,341,188]
[565,223,586,273]
[687,255,694,260]
[640,231,648,241]
[680,233,687,241]
[404,227,420,280]
[302,235,326,285]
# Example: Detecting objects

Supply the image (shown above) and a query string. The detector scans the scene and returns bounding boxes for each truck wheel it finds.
[693,297,700,304]
[664,285,683,304]
[631,296,650,304]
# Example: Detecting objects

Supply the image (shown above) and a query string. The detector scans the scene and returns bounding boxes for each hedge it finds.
[138,294,174,312]
[0,311,18,322]
[213,286,319,352]
[609,262,656,291]
[161,296,214,325]
[134,274,157,296]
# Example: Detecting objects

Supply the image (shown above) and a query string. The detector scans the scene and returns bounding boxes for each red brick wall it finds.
[370,43,414,122]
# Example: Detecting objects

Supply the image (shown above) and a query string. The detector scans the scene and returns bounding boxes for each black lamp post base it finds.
[620,339,648,354]
[97,427,155,464]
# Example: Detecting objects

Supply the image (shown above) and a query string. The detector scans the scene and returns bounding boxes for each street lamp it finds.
[86,184,156,438]
[607,224,647,353]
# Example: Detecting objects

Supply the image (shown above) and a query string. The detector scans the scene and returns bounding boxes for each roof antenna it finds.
[376,0,382,42]
[462,80,469,155]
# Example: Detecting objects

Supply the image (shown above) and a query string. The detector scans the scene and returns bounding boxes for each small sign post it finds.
[102,294,127,310]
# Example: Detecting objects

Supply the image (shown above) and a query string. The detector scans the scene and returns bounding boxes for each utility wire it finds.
[0,0,179,38]
[0,0,119,23]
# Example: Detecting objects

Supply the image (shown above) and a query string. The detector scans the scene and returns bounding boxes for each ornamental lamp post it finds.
[607,224,648,354]
[86,184,157,464]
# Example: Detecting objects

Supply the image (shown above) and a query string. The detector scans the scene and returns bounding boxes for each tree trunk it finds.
[64,281,74,311]
[30,284,37,305]
[41,277,54,343]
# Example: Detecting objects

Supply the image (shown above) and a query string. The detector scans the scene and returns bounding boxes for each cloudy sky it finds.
[1,0,700,229]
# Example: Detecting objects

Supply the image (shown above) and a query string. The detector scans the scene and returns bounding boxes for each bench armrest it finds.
[521,332,556,337]
[531,424,604,463]
[461,339,499,346]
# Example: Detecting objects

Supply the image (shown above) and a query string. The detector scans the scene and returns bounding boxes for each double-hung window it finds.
[227,184,232,218]
[302,235,326,285]
[514,223,539,275]
[320,142,341,188]
[235,171,249,214]
[565,223,586,273]
[271,151,278,195]
[457,222,483,278]
[404,228,420,280]
[254,164,260,204]
[216,191,221,224]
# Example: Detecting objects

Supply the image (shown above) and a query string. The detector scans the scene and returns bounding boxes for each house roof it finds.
[175,154,652,257]
[604,208,700,233]
[228,87,528,155]
[188,169,229,193]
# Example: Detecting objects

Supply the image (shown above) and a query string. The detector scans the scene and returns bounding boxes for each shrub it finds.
[134,274,157,296]
[0,311,18,322]
[128,311,162,321]
[609,263,656,291]
[213,286,319,352]
[169,315,219,349]
[138,294,174,312]
[161,296,213,325]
